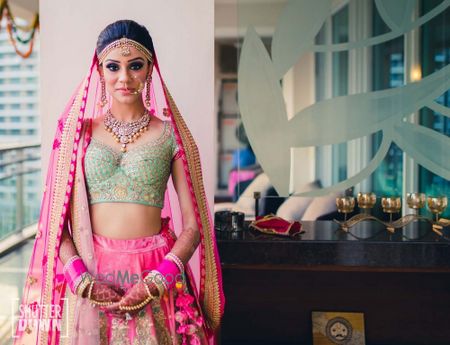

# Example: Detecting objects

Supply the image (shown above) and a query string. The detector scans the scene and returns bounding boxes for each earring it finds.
[145,76,152,108]
[163,107,171,117]
[99,77,107,107]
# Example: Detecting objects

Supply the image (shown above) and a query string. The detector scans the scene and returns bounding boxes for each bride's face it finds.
[100,46,152,105]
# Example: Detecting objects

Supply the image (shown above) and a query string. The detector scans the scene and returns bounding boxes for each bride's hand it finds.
[102,281,155,317]
[83,280,123,303]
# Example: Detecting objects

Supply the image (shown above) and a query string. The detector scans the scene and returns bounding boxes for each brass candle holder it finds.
[407,192,426,214]
[335,196,355,230]
[386,193,432,233]
[427,196,448,222]
[334,193,384,230]
[427,196,448,236]
[334,192,450,239]
[381,197,401,233]
[357,192,376,213]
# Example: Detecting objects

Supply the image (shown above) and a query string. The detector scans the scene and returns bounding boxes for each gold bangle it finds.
[151,280,164,298]
[76,273,92,297]
[165,252,185,274]
[144,270,167,296]
[87,280,95,300]
[143,281,154,299]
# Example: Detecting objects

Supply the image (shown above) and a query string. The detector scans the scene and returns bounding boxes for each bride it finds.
[14,19,224,345]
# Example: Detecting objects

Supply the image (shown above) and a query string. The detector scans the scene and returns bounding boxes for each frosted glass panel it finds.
[236,0,450,204]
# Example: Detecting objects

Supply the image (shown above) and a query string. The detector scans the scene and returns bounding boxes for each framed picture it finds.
[312,311,366,345]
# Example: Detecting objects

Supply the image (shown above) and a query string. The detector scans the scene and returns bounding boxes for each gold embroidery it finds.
[40,79,86,345]
[111,317,131,345]
[85,121,176,208]
[99,311,109,345]
[65,119,90,342]
[164,84,223,332]
[133,309,158,345]
[150,299,173,345]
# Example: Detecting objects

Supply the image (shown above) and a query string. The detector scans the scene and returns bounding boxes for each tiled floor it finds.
[0,240,34,345]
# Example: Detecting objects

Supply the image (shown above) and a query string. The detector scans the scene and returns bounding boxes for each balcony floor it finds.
[0,239,33,345]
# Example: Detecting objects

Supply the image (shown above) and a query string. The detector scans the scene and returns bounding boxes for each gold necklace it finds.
[104,109,151,152]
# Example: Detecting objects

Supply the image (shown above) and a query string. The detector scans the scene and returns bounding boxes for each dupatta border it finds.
[39,80,86,345]
[164,84,224,332]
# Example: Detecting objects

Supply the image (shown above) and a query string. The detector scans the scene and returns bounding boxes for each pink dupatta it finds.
[13,49,225,345]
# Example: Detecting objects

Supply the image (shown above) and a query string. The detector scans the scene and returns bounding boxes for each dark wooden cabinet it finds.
[217,221,450,345]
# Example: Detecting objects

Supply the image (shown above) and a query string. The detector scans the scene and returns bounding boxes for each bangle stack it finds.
[144,270,167,297]
[75,272,93,297]
[63,255,89,295]
[165,252,184,274]
[63,255,81,275]
[141,253,184,301]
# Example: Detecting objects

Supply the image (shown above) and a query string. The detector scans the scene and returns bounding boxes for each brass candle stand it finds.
[334,193,449,238]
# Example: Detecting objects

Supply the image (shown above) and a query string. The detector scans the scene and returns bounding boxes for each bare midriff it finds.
[90,203,162,239]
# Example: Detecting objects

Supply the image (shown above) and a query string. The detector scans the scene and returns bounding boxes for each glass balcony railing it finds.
[0,142,41,243]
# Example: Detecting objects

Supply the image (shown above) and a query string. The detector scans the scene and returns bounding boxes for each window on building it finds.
[314,4,350,187]
[419,0,450,214]
[371,2,404,196]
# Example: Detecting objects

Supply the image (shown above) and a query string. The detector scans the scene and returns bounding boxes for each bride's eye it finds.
[130,62,144,71]
[106,63,119,72]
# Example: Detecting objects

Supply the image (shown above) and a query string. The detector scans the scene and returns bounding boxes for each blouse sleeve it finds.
[169,122,182,161]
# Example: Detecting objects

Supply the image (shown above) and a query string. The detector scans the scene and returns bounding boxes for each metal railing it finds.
[0,141,41,246]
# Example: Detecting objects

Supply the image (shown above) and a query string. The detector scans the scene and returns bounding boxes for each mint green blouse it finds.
[84,121,180,208]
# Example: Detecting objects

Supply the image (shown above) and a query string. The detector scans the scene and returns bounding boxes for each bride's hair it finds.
[96,19,155,61]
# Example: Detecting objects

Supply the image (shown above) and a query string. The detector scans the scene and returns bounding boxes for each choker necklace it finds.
[104,109,151,152]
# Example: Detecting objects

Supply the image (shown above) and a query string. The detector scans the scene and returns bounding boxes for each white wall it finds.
[39,0,215,210]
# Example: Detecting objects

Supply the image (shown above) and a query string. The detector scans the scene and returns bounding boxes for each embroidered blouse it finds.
[84,121,181,208]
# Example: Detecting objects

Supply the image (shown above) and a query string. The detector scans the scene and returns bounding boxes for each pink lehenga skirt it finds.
[91,218,208,345]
